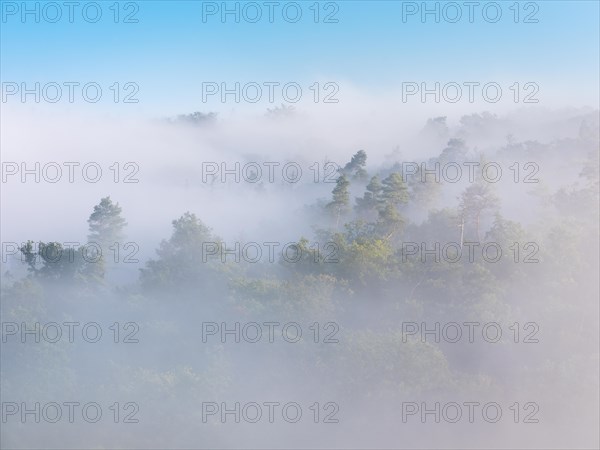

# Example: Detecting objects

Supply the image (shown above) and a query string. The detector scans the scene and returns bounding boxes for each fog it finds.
[1,98,598,449]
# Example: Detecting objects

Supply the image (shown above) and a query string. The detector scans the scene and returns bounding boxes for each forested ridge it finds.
[2,111,598,448]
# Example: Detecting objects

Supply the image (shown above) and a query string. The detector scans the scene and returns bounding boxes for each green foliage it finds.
[326,174,351,227]
[438,138,468,164]
[140,212,230,294]
[553,150,600,221]
[407,165,442,209]
[228,274,342,321]
[18,240,100,284]
[342,149,368,180]
[458,172,499,241]
[381,172,409,206]
[6,126,598,444]
[331,331,453,398]
[355,175,384,218]
[377,172,409,238]
[308,222,396,288]
[87,196,127,251]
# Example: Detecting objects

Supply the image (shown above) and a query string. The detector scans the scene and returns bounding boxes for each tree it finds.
[172,111,217,126]
[86,197,127,280]
[407,164,442,210]
[342,150,368,181]
[484,214,528,280]
[553,149,599,221]
[578,117,600,143]
[579,150,599,188]
[140,212,228,295]
[303,223,394,289]
[88,197,127,252]
[377,173,409,238]
[355,175,383,217]
[326,175,350,228]
[381,172,409,206]
[458,176,499,242]
[266,103,296,119]
[18,240,89,282]
[421,116,449,140]
[438,138,468,165]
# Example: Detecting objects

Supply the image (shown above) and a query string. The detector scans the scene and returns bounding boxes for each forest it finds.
[1,109,599,449]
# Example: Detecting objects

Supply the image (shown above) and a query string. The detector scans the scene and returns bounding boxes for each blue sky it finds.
[1,1,599,115]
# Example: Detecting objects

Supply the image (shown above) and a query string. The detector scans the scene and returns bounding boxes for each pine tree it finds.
[381,172,409,206]
[343,150,368,181]
[355,175,383,216]
[87,197,127,277]
[458,176,499,242]
[87,197,127,250]
[377,173,409,238]
[327,175,350,228]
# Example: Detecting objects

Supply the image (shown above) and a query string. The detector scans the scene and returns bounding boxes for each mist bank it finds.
[1,106,599,449]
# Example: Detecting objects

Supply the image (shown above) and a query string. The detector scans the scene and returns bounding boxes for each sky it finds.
[1,0,599,117]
